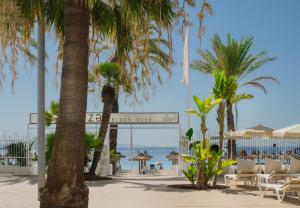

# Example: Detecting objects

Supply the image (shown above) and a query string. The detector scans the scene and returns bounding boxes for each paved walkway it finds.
[1,174,300,208]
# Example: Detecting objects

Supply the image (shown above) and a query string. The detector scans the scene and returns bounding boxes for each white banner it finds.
[29,112,179,125]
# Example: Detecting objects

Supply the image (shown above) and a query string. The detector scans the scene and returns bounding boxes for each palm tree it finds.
[0,0,38,88]
[212,70,253,186]
[89,2,175,174]
[40,1,90,207]
[212,70,253,149]
[2,0,175,206]
[192,33,278,157]
[89,62,120,174]
[0,0,89,206]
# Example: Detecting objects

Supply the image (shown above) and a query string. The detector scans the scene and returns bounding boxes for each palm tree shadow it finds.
[118,180,206,193]
[113,176,186,182]
[0,175,37,185]
[86,179,115,187]
[220,186,258,196]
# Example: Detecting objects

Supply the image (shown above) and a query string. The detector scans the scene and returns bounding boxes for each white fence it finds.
[0,130,37,175]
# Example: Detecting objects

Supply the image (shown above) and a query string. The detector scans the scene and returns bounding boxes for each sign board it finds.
[29,112,179,125]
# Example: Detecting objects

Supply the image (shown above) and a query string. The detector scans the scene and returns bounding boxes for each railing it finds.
[185,130,300,164]
[0,130,36,175]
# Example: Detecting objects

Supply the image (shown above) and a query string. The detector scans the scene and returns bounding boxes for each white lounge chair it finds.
[224,158,258,189]
[288,157,300,174]
[225,172,258,189]
[264,157,284,174]
[260,178,300,202]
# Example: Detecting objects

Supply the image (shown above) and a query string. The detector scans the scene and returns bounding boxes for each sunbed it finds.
[224,172,258,189]
[224,158,258,189]
[260,178,300,202]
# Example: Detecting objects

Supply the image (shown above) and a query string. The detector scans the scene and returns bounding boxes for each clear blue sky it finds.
[1,0,300,146]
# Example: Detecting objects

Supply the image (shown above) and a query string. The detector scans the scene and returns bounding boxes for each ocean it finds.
[117,145,178,170]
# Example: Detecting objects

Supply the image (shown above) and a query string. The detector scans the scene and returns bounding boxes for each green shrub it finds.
[182,140,235,188]
[46,133,55,164]
[182,165,197,186]
[46,132,100,167]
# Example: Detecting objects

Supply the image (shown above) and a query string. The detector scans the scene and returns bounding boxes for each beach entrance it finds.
[28,112,181,176]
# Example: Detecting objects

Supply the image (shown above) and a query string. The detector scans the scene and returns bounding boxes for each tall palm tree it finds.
[192,33,278,157]
[2,0,175,206]
[89,62,120,174]
[89,1,174,175]
[40,1,90,207]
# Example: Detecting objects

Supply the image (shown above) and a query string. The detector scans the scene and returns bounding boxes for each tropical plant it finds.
[211,70,253,186]
[185,128,193,140]
[212,70,253,150]
[192,33,278,157]
[84,133,101,167]
[89,62,120,174]
[182,165,197,186]
[185,95,221,141]
[89,1,175,175]
[45,100,59,126]
[40,2,90,206]
[182,140,235,188]
[46,133,100,167]
[45,133,55,165]
[0,1,38,89]
[2,1,175,206]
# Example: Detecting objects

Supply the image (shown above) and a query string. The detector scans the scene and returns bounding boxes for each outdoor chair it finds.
[288,157,300,174]
[258,157,300,184]
[224,158,258,189]
[260,178,300,202]
[264,157,284,174]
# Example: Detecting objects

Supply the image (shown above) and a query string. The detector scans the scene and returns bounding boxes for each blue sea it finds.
[117,145,178,170]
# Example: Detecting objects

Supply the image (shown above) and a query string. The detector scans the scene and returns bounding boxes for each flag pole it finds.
[37,16,46,199]
[182,7,190,130]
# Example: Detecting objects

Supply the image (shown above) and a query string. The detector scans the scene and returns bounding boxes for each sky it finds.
[1,0,300,147]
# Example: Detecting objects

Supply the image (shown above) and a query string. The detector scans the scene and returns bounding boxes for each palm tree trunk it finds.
[226,100,237,159]
[90,85,115,174]
[40,1,89,207]
[109,85,119,175]
[201,121,207,142]
[213,103,225,187]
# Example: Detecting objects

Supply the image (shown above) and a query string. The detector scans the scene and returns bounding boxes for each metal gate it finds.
[0,130,36,175]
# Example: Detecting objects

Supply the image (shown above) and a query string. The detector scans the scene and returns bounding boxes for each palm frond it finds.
[230,93,254,104]
[240,81,268,94]
[246,76,279,85]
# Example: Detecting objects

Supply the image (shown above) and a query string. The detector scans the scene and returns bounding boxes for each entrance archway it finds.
[28,112,181,178]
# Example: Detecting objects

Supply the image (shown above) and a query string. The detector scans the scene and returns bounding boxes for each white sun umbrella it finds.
[228,124,274,138]
[273,124,300,138]
[228,129,263,138]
